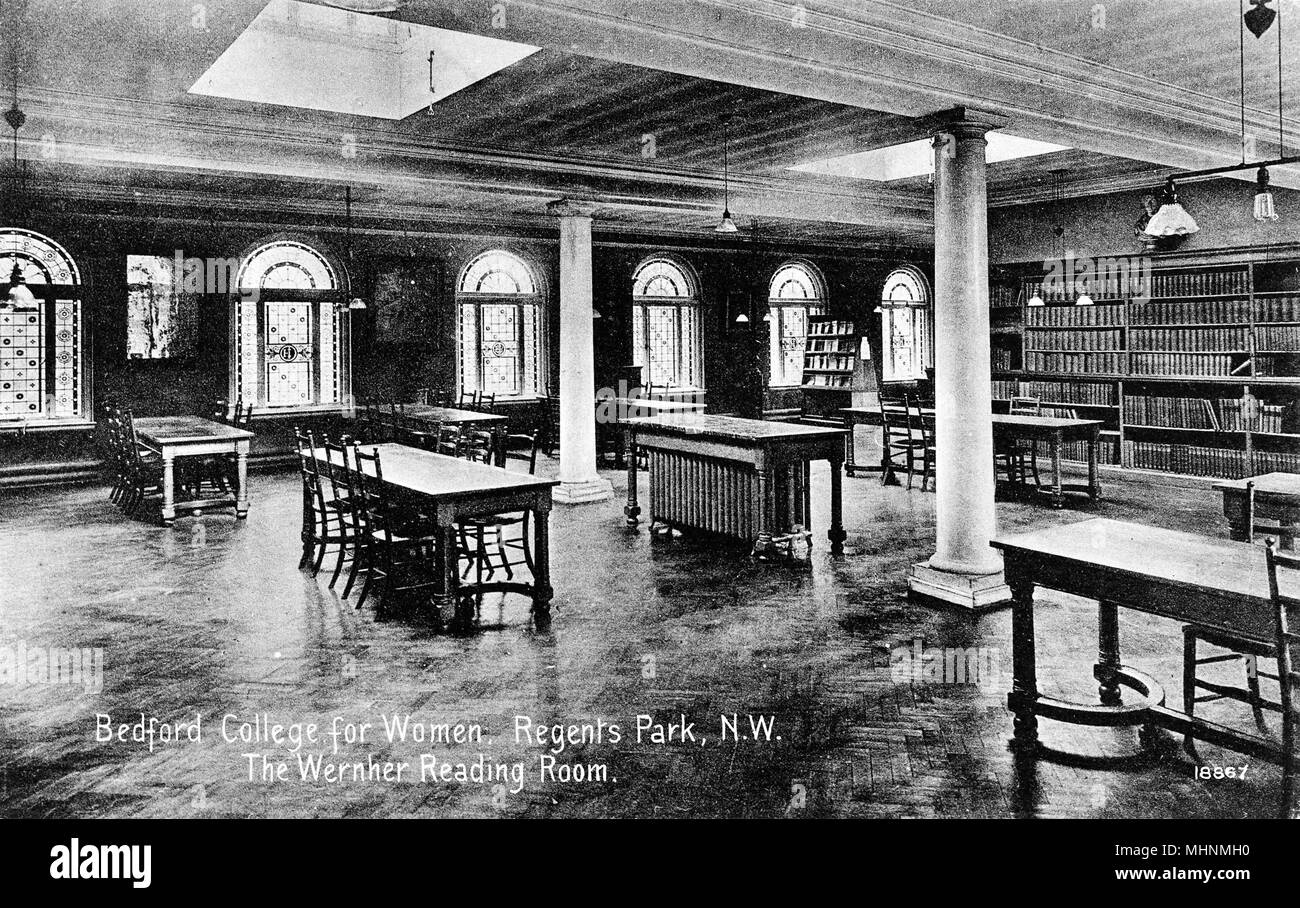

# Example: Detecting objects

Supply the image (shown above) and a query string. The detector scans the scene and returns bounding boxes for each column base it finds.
[553,477,614,505]
[907,563,1011,611]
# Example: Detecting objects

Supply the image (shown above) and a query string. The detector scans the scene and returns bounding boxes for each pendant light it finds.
[2,17,33,313]
[344,186,367,310]
[715,115,738,233]
[1254,165,1278,220]
[1143,176,1200,238]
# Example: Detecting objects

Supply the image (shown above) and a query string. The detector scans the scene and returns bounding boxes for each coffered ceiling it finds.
[6,0,1295,247]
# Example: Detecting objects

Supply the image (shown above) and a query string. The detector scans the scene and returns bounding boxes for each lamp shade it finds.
[347,297,367,310]
[715,209,739,233]
[1144,179,1199,237]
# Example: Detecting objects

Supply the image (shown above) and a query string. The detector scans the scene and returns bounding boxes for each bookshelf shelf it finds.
[994,260,1300,480]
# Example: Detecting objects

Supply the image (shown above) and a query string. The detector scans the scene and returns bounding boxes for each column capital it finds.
[547,197,600,219]
[921,106,1009,141]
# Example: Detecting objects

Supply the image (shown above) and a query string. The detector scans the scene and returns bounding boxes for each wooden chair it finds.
[1183,481,1288,755]
[912,408,936,493]
[996,396,1042,487]
[294,428,344,577]
[351,446,443,615]
[462,429,496,464]
[319,435,366,595]
[360,402,387,444]
[477,391,496,413]
[458,389,479,410]
[541,394,561,456]
[1265,539,1300,818]
[878,394,917,487]
[413,388,431,406]
[457,429,541,598]
[436,423,463,457]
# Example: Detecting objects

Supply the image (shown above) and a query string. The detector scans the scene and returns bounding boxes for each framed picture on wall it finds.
[126,255,199,360]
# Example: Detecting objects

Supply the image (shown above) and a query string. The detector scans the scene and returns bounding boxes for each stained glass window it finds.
[456,250,543,398]
[631,256,701,389]
[230,239,349,411]
[0,228,85,424]
[767,262,824,386]
[881,266,932,381]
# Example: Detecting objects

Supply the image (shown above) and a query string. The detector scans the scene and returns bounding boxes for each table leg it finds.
[1223,492,1249,542]
[828,456,846,557]
[235,444,250,519]
[1050,431,1064,509]
[1008,574,1039,752]
[1087,427,1100,501]
[843,414,857,477]
[442,522,466,629]
[624,430,640,527]
[161,453,176,526]
[1097,599,1122,706]
[752,466,774,556]
[532,502,553,630]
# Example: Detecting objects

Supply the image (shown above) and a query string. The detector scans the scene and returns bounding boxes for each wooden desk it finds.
[993,518,1298,765]
[623,413,847,556]
[839,407,1103,508]
[321,443,557,628]
[1215,472,1300,547]
[133,416,253,526]
[598,398,707,468]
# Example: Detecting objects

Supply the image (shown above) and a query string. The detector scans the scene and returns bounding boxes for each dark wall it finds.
[0,197,927,477]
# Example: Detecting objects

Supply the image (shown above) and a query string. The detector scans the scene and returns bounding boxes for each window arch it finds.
[880,266,933,382]
[231,237,350,411]
[0,228,86,424]
[456,250,544,398]
[767,261,825,387]
[631,255,702,390]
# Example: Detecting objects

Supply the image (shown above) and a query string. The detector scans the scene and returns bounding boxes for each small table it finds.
[321,443,557,628]
[993,414,1103,509]
[1215,472,1300,548]
[993,518,1297,764]
[839,407,1103,508]
[133,416,254,526]
[623,413,847,556]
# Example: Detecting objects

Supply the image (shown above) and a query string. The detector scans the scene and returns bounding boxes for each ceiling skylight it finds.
[790,133,1069,181]
[189,0,540,119]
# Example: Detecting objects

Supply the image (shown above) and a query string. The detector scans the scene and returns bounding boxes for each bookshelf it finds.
[990,261,1300,480]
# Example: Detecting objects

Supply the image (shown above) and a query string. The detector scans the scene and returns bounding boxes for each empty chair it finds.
[477,391,496,413]
[457,428,541,604]
[320,435,367,595]
[351,446,443,616]
[1265,539,1300,818]
[437,423,464,457]
[458,389,479,410]
[462,429,496,464]
[413,388,432,406]
[879,393,921,488]
[294,428,349,577]
[996,396,1042,487]
[541,394,561,456]
[117,409,165,517]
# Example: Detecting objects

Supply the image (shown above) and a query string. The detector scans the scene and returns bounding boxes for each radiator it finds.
[647,449,809,541]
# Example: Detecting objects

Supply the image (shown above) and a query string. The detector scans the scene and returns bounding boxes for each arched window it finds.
[880,266,933,382]
[230,238,350,411]
[0,228,86,425]
[767,261,825,387]
[631,256,702,389]
[456,250,543,398]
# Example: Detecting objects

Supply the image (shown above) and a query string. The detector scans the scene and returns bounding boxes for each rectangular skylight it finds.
[189,0,540,119]
[790,133,1069,181]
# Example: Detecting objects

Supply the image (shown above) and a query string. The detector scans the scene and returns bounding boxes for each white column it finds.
[908,109,1010,609]
[549,199,613,504]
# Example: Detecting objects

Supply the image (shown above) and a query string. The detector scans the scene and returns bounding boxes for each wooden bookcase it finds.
[801,315,859,419]
[990,259,1300,480]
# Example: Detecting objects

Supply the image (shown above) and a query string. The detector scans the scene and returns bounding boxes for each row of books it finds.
[1025,351,1123,374]
[803,373,853,389]
[1219,399,1289,433]
[1025,328,1122,351]
[1021,379,1116,405]
[1253,449,1300,473]
[1054,438,1119,464]
[1129,353,1241,376]
[1148,269,1248,298]
[806,338,854,353]
[1257,326,1300,351]
[1123,441,1251,478]
[990,285,1017,308]
[1025,304,1124,327]
[1255,296,1300,323]
[1129,298,1249,325]
[991,347,1016,371]
[805,353,854,373]
[1128,327,1249,352]
[808,320,854,337]
[1123,395,1223,429]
